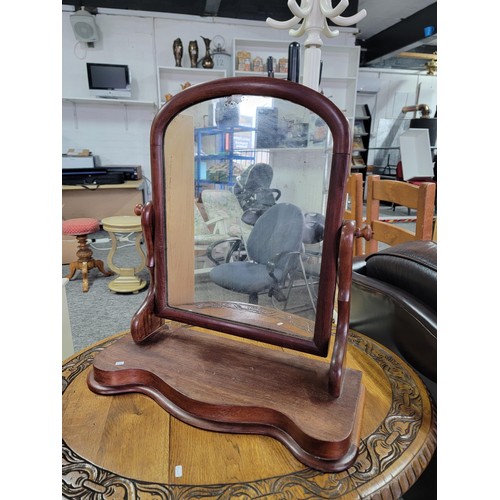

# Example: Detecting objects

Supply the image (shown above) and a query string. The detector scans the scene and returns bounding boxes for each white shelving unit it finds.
[232,39,360,125]
[62,96,157,131]
[62,97,156,107]
[318,45,360,127]
[157,67,226,106]
[233,38,290,78]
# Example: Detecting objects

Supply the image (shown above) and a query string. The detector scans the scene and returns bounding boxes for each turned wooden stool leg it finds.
[81,261,89,293]
[94,259,111,276]
[65,261,79,281]
[74,234,113,279]
[74,234,96,293]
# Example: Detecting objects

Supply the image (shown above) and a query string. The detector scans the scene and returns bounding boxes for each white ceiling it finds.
[357,0,436,40]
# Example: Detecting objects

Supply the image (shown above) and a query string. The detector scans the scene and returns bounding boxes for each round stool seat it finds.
[102,215,142,233]
[63,218,100,236]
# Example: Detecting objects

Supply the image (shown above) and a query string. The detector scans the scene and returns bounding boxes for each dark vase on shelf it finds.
[201,36,214,69]
[188,40,198,68]
[173,38,183,67]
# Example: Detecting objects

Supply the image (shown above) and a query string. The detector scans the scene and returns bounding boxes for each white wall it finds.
[63,10,158,199]
[356,68,437,169]
[62,7,356,201]
[62,8,437,194]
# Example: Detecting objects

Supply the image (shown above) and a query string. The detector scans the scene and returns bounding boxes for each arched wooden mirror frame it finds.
[89,77,364,471]
[131,77,352,359]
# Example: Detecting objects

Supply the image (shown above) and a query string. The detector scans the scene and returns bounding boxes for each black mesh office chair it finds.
[233,163,281,225]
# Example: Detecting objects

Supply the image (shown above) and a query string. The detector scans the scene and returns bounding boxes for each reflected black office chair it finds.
[233,163,281,225]
[209,203,304,304]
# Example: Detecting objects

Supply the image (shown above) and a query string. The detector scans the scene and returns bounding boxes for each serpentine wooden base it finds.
[63,329,436,499]
[88,324,365,472]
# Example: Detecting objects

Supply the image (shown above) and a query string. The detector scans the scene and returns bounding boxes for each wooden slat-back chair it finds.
[365,174,436,255]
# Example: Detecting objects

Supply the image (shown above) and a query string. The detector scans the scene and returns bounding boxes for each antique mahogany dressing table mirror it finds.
[88,77,365,472]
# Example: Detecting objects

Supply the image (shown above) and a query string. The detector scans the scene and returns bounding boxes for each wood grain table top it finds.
[62,328,436,499]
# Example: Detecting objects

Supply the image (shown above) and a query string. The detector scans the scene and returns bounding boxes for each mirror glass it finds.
[163,94,335,341]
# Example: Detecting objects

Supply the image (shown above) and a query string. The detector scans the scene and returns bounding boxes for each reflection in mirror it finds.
[165,94,335,341]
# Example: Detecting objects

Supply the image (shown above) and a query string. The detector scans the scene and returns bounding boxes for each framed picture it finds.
[352,154,365,167]
[354,120,366,135]
[252,56,264,72]
[278,57,288,74]
[352,136,365,151]
[236,51,252,71]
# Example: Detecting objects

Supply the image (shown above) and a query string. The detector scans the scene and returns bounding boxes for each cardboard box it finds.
[62,235,78,265]
[62,155,95,169]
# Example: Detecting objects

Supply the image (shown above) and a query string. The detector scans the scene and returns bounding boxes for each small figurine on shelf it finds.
[252,56,264,72]
[180,82,192,90]
[188,40,198,68]
[173,38,183,67]
[237,51,251,71]
[278,57,288,74]
[200,36,214,69]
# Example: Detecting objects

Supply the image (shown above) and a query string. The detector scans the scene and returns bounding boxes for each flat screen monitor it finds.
[86,62,131,99]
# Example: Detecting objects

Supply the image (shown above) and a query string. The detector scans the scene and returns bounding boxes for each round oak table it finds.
[62,329,436,499]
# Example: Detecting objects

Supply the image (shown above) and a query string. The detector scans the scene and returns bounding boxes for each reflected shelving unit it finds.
[351,104,371,178]
[194,125,256,195]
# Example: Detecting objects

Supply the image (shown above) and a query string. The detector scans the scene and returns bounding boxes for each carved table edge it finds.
[62,328,436,499]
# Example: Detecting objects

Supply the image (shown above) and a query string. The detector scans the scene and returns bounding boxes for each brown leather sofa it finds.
[349,240,437,499]
[350,240,437,390]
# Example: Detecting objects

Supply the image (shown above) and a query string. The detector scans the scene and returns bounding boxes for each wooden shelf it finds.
[234,70,287,78]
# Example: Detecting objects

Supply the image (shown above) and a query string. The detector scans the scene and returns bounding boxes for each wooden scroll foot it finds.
[88,323,365,472]
[65,262,79,281]
[94,259,114,277]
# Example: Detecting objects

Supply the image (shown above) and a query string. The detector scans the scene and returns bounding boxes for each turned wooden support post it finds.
[354,224,373,241]
[75,234,94,262]
[328,220,355,397]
